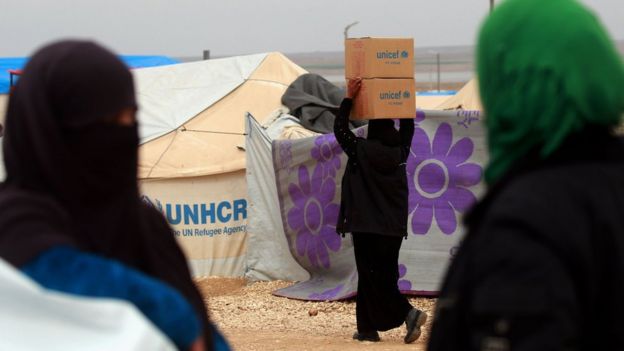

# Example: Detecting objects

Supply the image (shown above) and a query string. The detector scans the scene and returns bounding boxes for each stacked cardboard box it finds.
[345,37,415,120]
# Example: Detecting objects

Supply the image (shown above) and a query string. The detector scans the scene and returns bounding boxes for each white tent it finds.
[436,79,482,110]
[136,53,306,277]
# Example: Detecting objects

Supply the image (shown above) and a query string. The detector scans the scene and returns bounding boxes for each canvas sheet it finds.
[244,114,310,281]
[272,111,487,300]
[140,172,248,277]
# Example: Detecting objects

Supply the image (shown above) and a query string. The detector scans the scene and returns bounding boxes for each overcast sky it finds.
[1,0,622,57]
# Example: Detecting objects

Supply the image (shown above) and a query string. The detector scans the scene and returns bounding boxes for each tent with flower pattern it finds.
[244,80,488,299]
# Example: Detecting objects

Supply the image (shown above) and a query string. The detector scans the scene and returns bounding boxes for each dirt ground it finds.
[196,278,436,351]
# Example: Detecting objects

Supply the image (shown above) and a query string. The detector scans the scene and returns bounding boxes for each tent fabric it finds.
[134,54,267,145]
[271,111,488,300]
[435,79,483,111]
[279,123,320,140]
[0,258,175,351]
[265,114,320,140]
[416,92,456,110]
[137,52,306,179]
[140,172,249,277]
[0,94,6,126]
[244,114,310,281]
[0,56,179,94]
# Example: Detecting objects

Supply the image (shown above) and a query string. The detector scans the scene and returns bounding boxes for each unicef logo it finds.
[402,91,411,99]
[401,50,409,58]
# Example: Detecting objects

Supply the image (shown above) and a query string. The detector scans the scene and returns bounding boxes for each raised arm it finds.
[333,78,362,160]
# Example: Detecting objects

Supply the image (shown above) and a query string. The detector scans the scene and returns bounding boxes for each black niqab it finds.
[0,41,212,348]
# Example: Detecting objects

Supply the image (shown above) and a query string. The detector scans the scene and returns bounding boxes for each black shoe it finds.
[404,308,427,344]
[352,331,380,342]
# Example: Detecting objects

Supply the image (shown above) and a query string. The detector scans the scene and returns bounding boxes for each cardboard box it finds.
[351,78,416,120]
[345,37,414,79]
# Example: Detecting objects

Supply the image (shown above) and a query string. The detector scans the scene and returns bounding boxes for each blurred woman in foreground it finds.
[428,0,624,350]
[0,40,229,351]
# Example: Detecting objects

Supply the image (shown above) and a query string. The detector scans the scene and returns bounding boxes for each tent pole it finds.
[436,52,441,92]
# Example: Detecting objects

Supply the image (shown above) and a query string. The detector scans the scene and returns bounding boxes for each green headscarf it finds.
[478,0,624,184]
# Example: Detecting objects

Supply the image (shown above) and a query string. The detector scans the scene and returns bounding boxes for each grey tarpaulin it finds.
[244,113,310,281]
[281,73,365,134]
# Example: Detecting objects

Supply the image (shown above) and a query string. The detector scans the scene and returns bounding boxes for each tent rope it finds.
[244,78,290,87]
[180,126,247,136]
[146,129,178,178]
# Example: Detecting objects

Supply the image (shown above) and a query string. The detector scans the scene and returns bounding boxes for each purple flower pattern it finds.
[310,134,342,179]
[287,165,341,268]
[398,264,412,291]
[355,127,367,138]
[308,284,345,300]
[408,123,482,235]
[415,110,426,123]
[277,141,294,174]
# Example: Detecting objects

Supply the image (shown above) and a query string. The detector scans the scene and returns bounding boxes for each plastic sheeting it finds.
[0,56,179,94]
[244,114,309,281]
[0,258,175,351]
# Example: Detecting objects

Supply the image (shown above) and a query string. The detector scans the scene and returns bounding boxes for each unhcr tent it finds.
[136,53,307,278]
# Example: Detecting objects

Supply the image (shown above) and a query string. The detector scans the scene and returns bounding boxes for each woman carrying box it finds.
[334,78,427,344]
